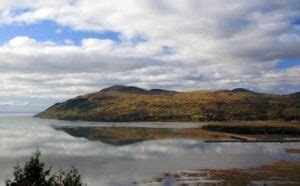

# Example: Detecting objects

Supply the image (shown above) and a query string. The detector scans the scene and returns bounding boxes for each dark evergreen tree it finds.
[6,151,84,186]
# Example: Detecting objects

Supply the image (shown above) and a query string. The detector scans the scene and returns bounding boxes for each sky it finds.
[0,0,300,112]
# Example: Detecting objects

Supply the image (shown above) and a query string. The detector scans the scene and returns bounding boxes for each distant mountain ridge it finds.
[36,86,300,122]
[101,85,148,93]
[231,88,258,94]
[288,91,300,97]
[100,85,176,94]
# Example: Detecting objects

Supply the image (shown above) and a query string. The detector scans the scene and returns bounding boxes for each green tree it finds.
[6,151,84,186]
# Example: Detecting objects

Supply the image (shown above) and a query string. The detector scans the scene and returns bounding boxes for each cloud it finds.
[0,100,29,106]
[0,1,299,110]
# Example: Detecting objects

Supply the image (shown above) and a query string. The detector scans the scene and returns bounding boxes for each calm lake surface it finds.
[0,115,300,186]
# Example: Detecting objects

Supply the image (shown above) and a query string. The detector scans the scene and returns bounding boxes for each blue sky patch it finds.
[0,20,120,45]
[276,59,300,69]
[292,19,300,25]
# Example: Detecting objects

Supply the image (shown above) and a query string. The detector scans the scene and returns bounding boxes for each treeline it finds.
[202,125,300,135]
[36,86,300,122]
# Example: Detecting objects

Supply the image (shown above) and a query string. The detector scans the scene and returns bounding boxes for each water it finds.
[0,116,299,186]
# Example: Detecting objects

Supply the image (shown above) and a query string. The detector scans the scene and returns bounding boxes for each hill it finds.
[36,86,300,122]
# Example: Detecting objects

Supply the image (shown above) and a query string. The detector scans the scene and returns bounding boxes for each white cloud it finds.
[0,100,29,106]
[0,1,299,110]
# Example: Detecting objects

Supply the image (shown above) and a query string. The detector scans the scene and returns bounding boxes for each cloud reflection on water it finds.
[0,117,300,186]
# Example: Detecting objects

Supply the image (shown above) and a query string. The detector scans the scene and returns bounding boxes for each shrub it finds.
[6,151,84,186]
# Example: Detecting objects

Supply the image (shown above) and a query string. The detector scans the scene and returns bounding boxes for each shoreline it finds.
[134,160,300,185]
[134,148,300,185]
[204,140,300,143]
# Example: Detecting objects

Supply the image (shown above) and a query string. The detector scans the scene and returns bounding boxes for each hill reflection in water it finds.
[0,116,299,186]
